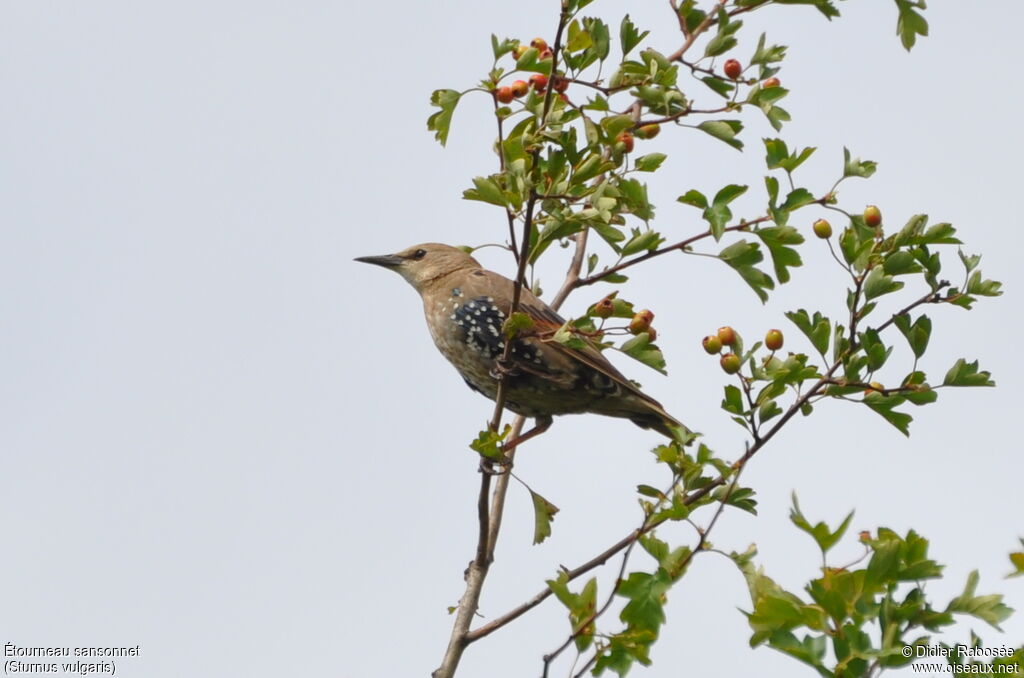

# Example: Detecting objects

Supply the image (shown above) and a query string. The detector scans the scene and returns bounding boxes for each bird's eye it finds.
[411,249,427,260]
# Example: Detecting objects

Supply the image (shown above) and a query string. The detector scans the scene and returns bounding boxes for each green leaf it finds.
[469,425,511,460]
[621,229,663,256]
[865,399,912,436]
[946,571,1012,630]
[750,33,787,66]
[566,19,593,52]
[719,240,774,302]
[863,265,904,300]
[530,489,559,544]
[779,188,816,211]
[714,183,748,206]
[427,89,462,146]
[502,311,535,339]
[859,329,891,371]
[763,138,815,173]
[942,359,995,387]
[634,153,667,172]
[490,35,517,59]
[785,309,831,356]
[966,270,1003,297]
[601,114,635,139]
[618,570,670,633]
[702,184,747,240]
[1009,540,1024,579]
[697,120,744,151]
[756,225,804,284]
[959,249,982,274]
[701,75,734,98]
[677,189,708,209]
[618,178,655,221]
[842,147,877,179]
[883,250,921,275]
[547,572,597,651]
[893,314,931,358]
[894,0,929,51]
[619,14,649,56]
[722,384,745,415]
[765,137,786,168]
[789,493,854,555]
[620,332,667,374]
[463,175,507,207]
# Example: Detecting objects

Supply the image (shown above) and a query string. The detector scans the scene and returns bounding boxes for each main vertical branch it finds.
[432,8,572,678]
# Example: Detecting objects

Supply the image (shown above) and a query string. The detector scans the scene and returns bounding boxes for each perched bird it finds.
[355,243,685,444]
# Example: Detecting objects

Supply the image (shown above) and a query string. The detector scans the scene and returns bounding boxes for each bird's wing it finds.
[509,278,666,409]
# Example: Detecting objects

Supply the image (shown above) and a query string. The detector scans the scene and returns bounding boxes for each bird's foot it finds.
[478,456,513,476]
[489,358,519,380]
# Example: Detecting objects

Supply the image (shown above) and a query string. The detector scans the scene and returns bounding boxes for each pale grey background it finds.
[2,1,1021,676]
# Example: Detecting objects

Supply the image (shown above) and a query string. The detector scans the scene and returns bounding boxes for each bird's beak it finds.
[354,253,404,268]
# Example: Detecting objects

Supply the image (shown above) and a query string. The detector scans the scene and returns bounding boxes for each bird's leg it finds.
[500,415,553,452]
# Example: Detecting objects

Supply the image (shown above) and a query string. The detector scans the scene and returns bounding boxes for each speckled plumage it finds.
[356,243,684,438]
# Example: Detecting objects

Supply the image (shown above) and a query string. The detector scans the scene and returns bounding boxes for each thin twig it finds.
[576,219,766,287]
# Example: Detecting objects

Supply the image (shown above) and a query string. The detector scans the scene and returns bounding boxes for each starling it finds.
[356,243,685,443]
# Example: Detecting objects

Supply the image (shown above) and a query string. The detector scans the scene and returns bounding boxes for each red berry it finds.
[864,205,882,228]
[646,327,658,342]
[552,75,569,93]
[530,37,548,51]
[723,59,742,80]
[628,309,654,334]
[763,77,780,88]
[702,335,722,355]
[495,86,514,104]
[513,45,529,60]
[510,80,529,98]
[720,353,741,374]
[593,298,615,319]
[765,329,784,351]
[812,218,832,239]
[616,131,635,153]
[529,74,548,92]
[717,326,737,346]
[539,47,553,61]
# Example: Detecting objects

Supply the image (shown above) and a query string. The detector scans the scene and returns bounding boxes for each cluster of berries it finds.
[702,326,784,374]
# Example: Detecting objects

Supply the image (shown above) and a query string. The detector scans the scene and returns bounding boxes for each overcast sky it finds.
[2,1,1022,676]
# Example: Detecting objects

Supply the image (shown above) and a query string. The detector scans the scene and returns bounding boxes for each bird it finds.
[355,243,686,447]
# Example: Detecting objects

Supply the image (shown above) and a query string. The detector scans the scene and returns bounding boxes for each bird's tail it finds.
[624,395,691,442]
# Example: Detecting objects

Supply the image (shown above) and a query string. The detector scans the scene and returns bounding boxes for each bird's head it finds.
[355,243,481,293]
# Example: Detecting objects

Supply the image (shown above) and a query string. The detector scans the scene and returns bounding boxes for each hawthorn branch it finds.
[556,462,748,676]
[667,0,727,62]
[433,11,578,675]
[575,218,767,287]
[468,352,846,644]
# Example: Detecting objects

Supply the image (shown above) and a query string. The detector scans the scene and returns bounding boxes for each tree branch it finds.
[576,218,766,288]
[432,12,577,674]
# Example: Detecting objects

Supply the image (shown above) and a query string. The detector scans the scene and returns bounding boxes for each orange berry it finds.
[723,59,742,80]
[720,353,741,374]
[864,205,882,227]
[702,335,722,355]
